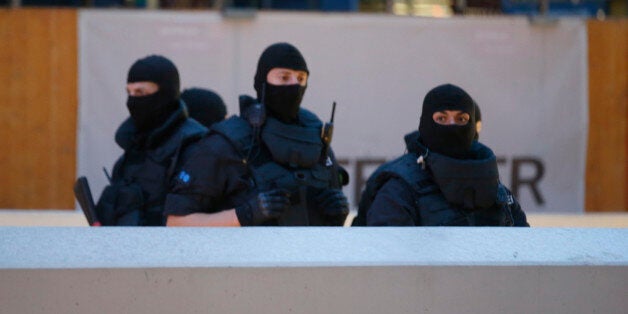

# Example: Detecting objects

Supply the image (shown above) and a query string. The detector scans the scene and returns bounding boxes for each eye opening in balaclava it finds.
[126,55,181,132]
[181,87,227,128]
[473,100,482,140]
[418,83,476,159]
[253,42,309,123]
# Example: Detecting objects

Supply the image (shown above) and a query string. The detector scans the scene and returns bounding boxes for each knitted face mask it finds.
[418,84,476,159]
[126,55,180,132]
[253,42,309,123]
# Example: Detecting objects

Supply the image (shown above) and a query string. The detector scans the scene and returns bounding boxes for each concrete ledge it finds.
[2,210,628,227]
[0,210,88,226]
[1,227,627,313]
[2,227,627,268]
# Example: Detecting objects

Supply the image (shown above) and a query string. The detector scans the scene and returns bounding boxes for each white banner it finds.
[79,10,588,213]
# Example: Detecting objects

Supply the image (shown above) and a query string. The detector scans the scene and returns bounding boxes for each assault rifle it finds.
[73,176,101,226]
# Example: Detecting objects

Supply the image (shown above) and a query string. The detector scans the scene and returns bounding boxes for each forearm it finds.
[166,209,241,227]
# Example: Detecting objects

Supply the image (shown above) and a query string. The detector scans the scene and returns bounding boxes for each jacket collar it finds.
[405,130,500,210]
[116,100,188,150]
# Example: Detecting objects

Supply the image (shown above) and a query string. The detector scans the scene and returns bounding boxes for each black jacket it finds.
[96,102,208,226]
[164,96,347,226]
[354,131,529,227]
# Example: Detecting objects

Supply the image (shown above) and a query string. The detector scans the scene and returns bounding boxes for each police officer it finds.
[181,87,227,129]
[95,55,207,226]
[164,42,349,226]
[353,84,528,227]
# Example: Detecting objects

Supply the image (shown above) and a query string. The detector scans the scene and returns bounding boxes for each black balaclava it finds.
[126,55,180,132]
[253,42,309,123]
[473,100,481,140]
[418,84,476,159]
[181,88,227,128]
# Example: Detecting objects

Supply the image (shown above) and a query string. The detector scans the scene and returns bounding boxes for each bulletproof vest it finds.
[352,153,436,226]
[211,109,338,226]
[472,184,516,226]
[353,148,516,226]
[98,118,207,226]
[425,144,499,211]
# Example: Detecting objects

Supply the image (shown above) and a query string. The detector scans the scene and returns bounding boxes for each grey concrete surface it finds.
[1,227,627,268]
[1,228,627,314]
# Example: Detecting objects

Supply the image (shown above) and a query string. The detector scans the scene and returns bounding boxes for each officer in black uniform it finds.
[181,87,227,129]
[95,55,208,226]
[164,42,349,226]
[353,84,528,227]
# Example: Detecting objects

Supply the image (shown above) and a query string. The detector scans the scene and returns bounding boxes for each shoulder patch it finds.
[177,170,191,184]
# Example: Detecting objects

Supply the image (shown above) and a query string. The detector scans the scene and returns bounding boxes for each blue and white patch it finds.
[177,171,191,184]
[506,194,515,205]
[325,156,333,167]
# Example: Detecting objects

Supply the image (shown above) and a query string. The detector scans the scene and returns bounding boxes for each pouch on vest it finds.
[251,162,309,225]
[95,183,145,226]
[261,117,322,168]
[353,153,436,226]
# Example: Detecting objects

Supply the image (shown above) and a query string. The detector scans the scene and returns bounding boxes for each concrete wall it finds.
[1,227,627,313]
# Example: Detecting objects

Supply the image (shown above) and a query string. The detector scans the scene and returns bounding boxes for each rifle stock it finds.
[73,176,101,226]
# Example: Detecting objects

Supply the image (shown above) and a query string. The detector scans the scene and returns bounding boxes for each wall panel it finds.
[586,20,628,212]
[0,9,77,209]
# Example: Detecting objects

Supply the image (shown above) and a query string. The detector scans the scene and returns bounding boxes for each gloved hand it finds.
[315,189,349,226]
[235,189,291,226]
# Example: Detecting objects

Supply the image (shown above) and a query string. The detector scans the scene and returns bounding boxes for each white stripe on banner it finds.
[78,11,587,213]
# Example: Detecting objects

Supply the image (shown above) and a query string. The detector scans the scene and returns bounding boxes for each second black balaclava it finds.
[418,84,476,159]
[181,88,227,128]
[253,42,309,123]
[126,55,180,132]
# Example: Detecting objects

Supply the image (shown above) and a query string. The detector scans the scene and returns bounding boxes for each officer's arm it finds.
[367,178,417,226]
[164,136,244,227]
[166,189,290,227]
[509,197,530,227]
[166,210,241,227]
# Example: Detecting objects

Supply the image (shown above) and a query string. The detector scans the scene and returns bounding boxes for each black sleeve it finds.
[510,198,530,227]
[366,178,418,226]
[164,134,250,216]
[109,154,126,183]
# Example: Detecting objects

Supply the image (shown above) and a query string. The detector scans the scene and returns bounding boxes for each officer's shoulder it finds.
[371,154,430,185]
[471,141,496,159]
[298,108,323,126]
[160,118,207,150]
[179,117,208,137]
[114,117,136,150]
[184,130,239,158]
[212,115,250,133]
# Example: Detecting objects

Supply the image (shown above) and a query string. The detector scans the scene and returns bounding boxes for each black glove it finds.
[235,189,291,226]
[315,189,349,225]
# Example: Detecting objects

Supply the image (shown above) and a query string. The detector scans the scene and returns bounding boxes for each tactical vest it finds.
[352,153,436,226]
[211,109,339,226]
[353,152,516,226]
[96,119,207,226]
